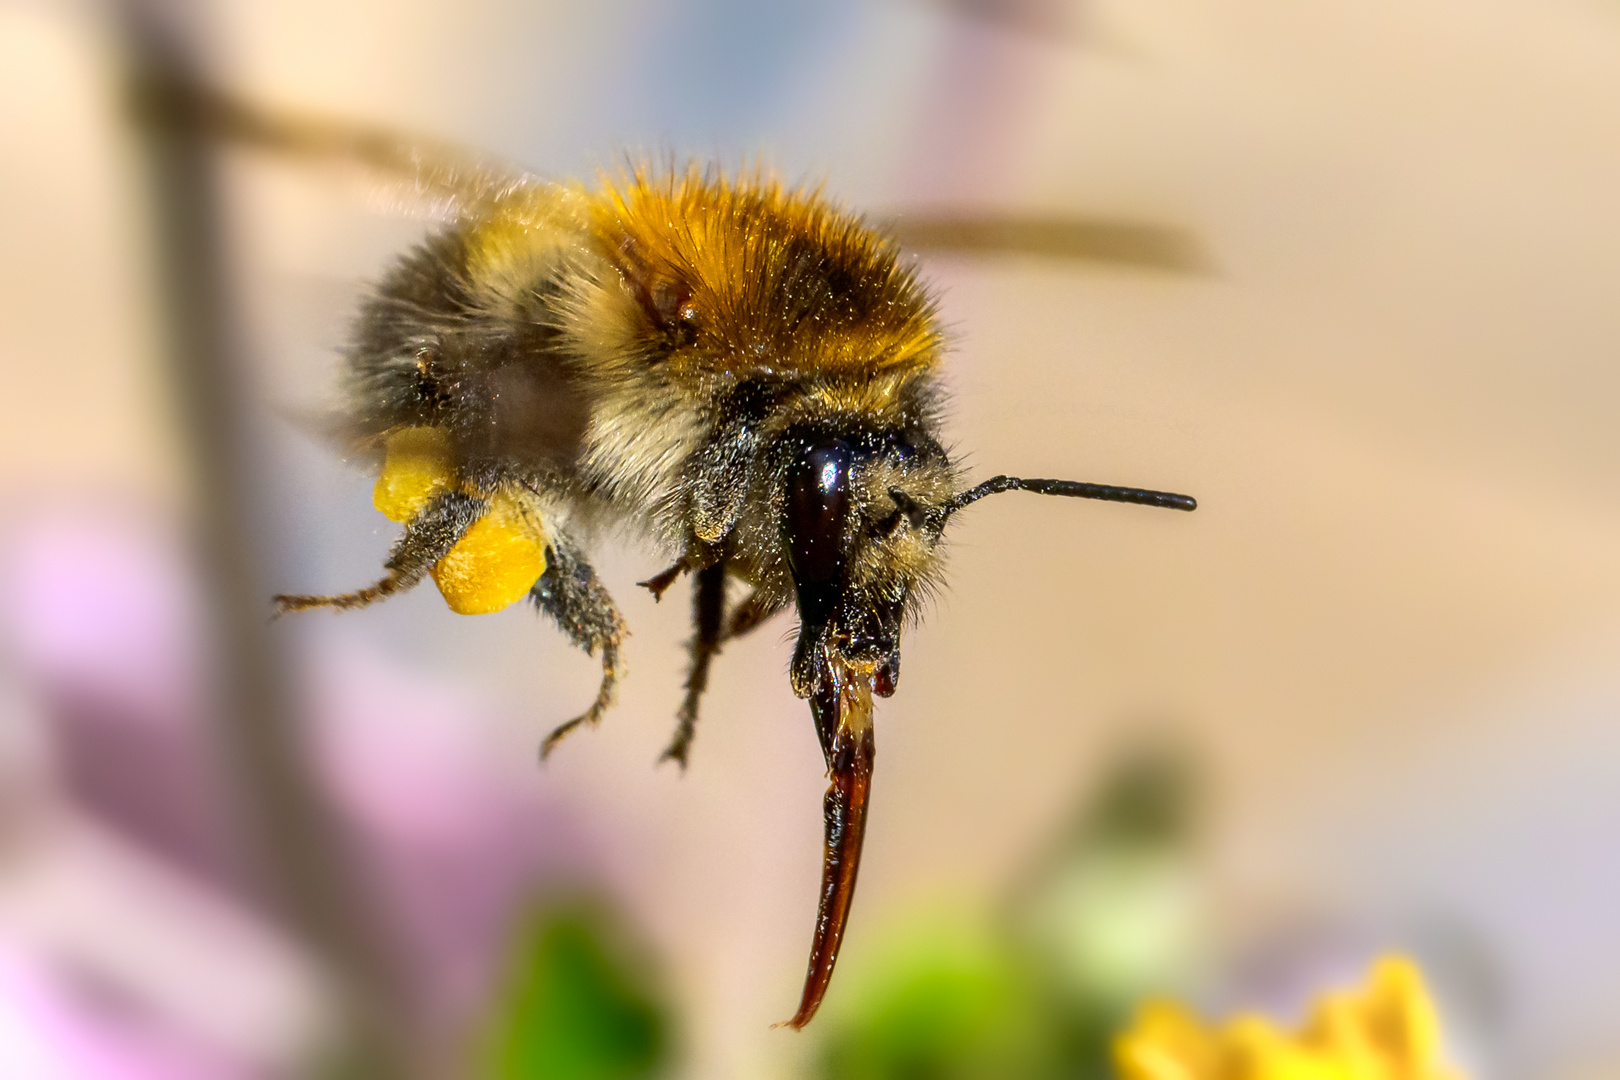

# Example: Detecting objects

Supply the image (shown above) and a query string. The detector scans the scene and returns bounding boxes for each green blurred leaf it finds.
[813,743,1207,1080]
[815,911,1051,1080]
[478,899,671,1080]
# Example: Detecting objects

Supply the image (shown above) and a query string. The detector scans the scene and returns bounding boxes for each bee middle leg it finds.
[662,574,788,768]
[273,491,485,615]
[531,534,628,759]
[661,563,727,768]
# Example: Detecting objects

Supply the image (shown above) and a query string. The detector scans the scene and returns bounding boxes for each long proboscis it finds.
[945,475,1198,518]
[782,666,876,1030]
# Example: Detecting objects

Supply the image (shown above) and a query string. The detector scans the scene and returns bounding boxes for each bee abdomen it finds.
[346,228,591,482]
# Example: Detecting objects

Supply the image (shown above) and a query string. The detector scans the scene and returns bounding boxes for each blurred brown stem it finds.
[116,6,417,1078]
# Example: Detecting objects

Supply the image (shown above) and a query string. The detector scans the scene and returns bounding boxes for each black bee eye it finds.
[785,440,854,626]
[787,440,852,583]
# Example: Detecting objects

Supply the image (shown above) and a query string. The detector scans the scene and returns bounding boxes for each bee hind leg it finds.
[531,535,628,760]
[273,491,485,615]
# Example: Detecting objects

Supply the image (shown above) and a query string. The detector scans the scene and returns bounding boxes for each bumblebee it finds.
[178,87,1198,1028]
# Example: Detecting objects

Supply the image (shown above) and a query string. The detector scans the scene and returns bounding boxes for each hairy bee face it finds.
[779,424,956,705]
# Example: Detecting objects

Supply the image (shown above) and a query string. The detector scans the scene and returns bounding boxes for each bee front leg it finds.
[274,491,485,615]
[661,562,727,768]
[636,540,723,602]
[720,589,786,645]
[636,557,694,602]
[530,534,628,759]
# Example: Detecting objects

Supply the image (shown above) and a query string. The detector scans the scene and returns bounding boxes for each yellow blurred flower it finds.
[1115,956,1461,1080]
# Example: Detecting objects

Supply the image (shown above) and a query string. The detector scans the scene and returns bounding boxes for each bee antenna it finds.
[942,476,1197,520]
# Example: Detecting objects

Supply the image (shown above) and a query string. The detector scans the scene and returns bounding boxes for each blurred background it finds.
[4,0,1620,1076]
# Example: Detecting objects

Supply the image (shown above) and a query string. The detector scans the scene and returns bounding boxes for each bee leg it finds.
[720,590,786,645]
[661,563,728,768]
[273,491,485,615]
[530,535,628,760]
[636,557,694,602]
[660,583,787,768]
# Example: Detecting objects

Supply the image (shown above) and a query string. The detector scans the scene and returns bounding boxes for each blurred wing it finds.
[129,76,538,223]
[922,0,1085,41]
[886,212,1212,273]
[130,82,1210,271]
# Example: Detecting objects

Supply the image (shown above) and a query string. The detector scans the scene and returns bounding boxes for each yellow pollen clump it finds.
[429,492,548,615]
[373,428,549,616]
[373,426,454,521]
[1115,956,1461,1080]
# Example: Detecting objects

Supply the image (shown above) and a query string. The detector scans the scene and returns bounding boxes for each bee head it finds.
[780,425,956,702]
[777,423,1199,704]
